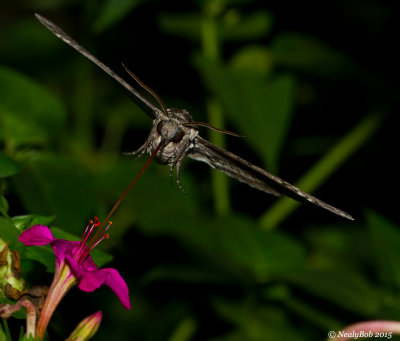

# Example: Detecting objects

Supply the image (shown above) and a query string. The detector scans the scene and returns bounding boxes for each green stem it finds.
[201,3,230,216]
[206,99,230,215]
[259,112,382,230]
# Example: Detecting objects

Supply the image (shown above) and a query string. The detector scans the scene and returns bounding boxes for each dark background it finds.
[1,0,399,340]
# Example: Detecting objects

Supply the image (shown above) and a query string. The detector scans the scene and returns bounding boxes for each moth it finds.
[35,14,354,221]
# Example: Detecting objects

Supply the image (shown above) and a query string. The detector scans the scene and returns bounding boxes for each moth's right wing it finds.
[35,13,160,119]
[189,136,354,220]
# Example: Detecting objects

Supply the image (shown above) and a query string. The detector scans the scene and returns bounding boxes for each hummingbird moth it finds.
[35,14,354,221]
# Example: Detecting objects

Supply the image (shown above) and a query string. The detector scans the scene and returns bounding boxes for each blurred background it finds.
[0,0,399,340]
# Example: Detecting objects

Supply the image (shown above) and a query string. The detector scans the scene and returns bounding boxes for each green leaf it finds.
[158,10,272,42]
[0,196,9,214]
[141,212,304,281]
[12,215,56,231]
[0,66,66,148]
[195,57,295,172]
[221,10,273,41]
[282,268,381,316]
[92,0,146,33]
[281,295,342,331]
[271,33,356,78]
[213,299,304,341]
[0,322,5,341]
[168,317,197,341]
[260,112,381,229]
[158,13,202,40]
[11,153,94,233]
[193,215,304,280]
[21,328,35,341]
[0,152,20,178]
[230,45,273,75]
[1,319,11,341]
[24,245,55,273]
[366,210,400,287]
[0,217,23,252]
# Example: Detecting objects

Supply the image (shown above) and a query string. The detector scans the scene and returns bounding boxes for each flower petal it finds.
[103,268,131,310]
[52,240,79,267]
[78,270,107,292]
[80,254,99,272]
[65,252,98,280]
[78,268,131,310]
[18,225,55,246]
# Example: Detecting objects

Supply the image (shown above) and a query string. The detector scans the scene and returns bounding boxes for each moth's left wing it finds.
[35,14,159,119]
[189,136,354,220]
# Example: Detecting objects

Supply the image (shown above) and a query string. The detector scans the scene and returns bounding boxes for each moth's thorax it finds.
[146,108,198,166]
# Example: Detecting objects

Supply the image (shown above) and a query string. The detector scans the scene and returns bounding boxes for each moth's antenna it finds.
[122,63,169,117]
[184,122,242,137]
[122,63,241,138]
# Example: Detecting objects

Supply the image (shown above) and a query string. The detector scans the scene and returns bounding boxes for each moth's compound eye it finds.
[171,130,184,143]
[157,121,164,135]
[157,120,184,143]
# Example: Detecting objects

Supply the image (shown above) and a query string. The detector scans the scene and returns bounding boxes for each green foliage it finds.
[12,215,56,231]
[196,57,295,172]
[159,10,273,41]
[212,299,305,341]
[0,218,22,253]
[0,66,66,150]
[271,33,358,78]
[0,320,11,341]
[0,1,393,340]
[367,211,400,287]
[0,153,20,179]
[92,0,146,33]
[11,153,95,232]
[260,112,382,229]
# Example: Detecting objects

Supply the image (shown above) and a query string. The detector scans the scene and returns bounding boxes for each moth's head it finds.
[157,119,185,143]
[167,108,193,123]
[154,108,194,144]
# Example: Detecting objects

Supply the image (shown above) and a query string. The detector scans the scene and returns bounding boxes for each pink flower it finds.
[19,218,130,339]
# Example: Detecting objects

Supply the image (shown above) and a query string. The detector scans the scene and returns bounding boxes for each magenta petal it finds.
[18,225,55,246]
[52,240,80,267]
[80,255,99,272]
[65,253,99,279]
[78,270,107,292]
[103,268,131,310]
[78,268,131,310]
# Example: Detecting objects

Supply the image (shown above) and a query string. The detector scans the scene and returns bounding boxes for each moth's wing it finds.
[35,13,160,119]
[189,136,354,220]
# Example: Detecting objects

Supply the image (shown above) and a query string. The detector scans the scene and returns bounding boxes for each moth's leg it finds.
[123,141,149,159]
[175,161,187,194]
[123,123,158,159]
[172,139,191,194]
[169,165,174,185]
